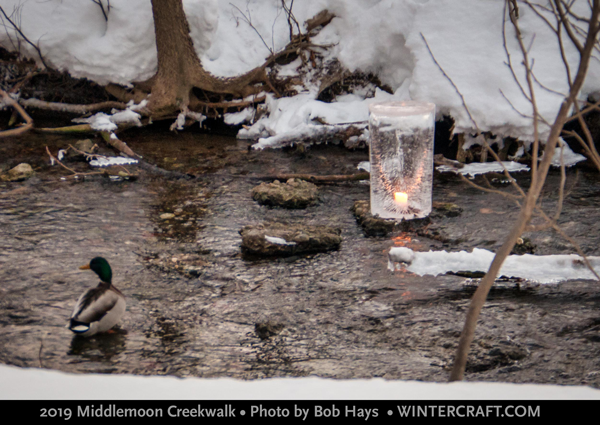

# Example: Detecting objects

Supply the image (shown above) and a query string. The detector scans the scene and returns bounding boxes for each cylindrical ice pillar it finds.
[368,101,435,220]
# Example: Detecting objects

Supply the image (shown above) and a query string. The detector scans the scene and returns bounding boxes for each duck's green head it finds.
[80,257,112,283]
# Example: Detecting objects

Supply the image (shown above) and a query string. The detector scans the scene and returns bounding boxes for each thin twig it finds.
[502,2,533,103]
[91,0,110,22]
[532,204,600,280]
[459,174,524,202]
[553,142,567,221]
[562,128,600,170]
[282,0,301,39]
[0,6,48,68]
[45,146,104,178]
[421,33,527,198]
[230,2,273,54]
[509,0,541,178]
[572,100,600,171]
[499,88,535,119]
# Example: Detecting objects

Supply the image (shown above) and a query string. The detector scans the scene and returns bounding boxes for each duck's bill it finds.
[79,264,91,270]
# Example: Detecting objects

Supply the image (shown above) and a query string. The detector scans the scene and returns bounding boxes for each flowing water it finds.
[2,126,600,386]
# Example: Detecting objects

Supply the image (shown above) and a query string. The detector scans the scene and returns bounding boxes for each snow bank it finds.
[1,365,599,400]
[1,0,598,143]
[245,86,409,149]
[406,0,600,141]
[1,0,157,85]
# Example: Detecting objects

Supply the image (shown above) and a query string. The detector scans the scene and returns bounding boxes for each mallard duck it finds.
[68,257,126,337]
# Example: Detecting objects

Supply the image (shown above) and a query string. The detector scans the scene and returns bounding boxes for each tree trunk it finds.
[149,0,267,116]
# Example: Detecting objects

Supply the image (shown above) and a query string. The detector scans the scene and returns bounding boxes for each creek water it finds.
[2,126,600,385]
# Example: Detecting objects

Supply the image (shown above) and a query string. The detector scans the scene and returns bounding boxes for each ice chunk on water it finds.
[89,157,138,167]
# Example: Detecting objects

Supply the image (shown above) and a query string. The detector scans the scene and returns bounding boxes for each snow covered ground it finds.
[1,364,599,399]
[2,0,599,147]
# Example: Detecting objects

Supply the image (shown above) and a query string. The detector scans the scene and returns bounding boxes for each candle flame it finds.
[394,192,408,204]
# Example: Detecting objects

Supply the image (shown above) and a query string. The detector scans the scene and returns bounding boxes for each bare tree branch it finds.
[449,0,600,382]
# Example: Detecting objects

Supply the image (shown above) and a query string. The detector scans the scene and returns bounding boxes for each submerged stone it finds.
[511,237,536,255]
[431,201,462,218]
[251,178,319,209]
[255,321,285,340]
[240,222,341,256]
[351,200,397,236]
[1,163,34,182]
[352,200,434,237]
[67,138,97,160]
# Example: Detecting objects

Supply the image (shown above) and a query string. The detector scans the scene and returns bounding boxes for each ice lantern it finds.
[368,101,435,220]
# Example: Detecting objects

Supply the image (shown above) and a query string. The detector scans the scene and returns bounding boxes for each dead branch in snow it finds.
[0,88,33,137]
[35,124,95,134]
[19,98,128,114]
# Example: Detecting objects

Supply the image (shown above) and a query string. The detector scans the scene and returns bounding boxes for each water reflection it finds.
[67,329,127,361]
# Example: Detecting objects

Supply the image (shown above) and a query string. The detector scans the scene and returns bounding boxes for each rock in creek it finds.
[431,201,463,218]
[66,138,97,160]
[240,222,342,256]
[255,321,285,340]
[511,237,536,255]
[0,163,34,182]
[251,178,319,209]
[351,200,397,236]
[352,200,437,237]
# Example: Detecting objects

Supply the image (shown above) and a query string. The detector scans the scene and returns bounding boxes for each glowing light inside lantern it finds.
[394,192,408,209]
[369,101,435,220]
